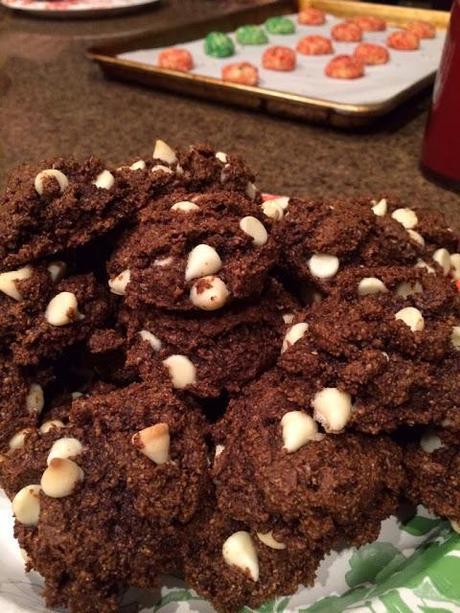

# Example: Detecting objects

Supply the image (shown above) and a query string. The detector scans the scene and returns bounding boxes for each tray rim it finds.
[88,0,450,125]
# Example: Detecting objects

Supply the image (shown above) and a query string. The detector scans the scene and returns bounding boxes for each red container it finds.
[421,1,460,186]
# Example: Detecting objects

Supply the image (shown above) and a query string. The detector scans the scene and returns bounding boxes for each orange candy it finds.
[387,30,420,51]
[348,15,387,32]
[158,48,194,72]
[354,42,390,65]
[298,8,326,26]
[222,62,259,86]
[325,54,364,79]
[297,35,333,56]
[262,46,296,71]
[331,22,363,42]
[404,19,436,39]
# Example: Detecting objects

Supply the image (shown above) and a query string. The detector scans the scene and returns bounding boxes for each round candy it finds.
[331,22,363,42]
[157,48,194,72]
[235,24,268,45]
[264,16,295,35]
[325,54,364,79]
[348,15,387,32]
[204,32,235,58]
[404,19,436,39]
[297,35,333,56]
[262,46,296,71]
[222,62,259,86]
[387,30,420,51]
[297,8,326,26]
[354,42,389,65]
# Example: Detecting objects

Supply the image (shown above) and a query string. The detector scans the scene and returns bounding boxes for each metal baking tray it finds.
[88,0,450,128]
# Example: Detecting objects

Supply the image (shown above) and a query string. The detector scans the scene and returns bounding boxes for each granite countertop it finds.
[0,0,458,228]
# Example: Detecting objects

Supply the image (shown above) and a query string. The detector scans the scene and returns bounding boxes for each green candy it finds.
[264,16,295,35]
[204,32,235,58]
[235,24,268,45]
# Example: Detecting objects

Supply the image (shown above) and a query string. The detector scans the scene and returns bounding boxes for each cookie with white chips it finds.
[403,428,460,529]
[108,190,276,311]
[210,369,404,556]
[183,504,325,613]
[120,279,296,398]
[0,382,209,613]
[0,157,138,268]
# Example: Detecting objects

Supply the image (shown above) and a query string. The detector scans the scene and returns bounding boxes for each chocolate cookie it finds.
[403,428,460,527]
[108,190,277,311]
[0,157,139,269]
[212,371,405,551]
[0,383,209,612]
[120,280,296,398]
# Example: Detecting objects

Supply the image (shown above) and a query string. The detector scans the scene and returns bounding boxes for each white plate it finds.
[1,0,161,18]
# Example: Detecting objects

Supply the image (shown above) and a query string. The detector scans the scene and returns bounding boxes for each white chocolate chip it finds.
[26,384,44,415]
[261,197,289,221]
[93,170,115,190]
[246,182,257,201]
[139,330,162,351]
[154,256,174,267]
[357,277,387,297]
[282,313,294,324]
[450,253,460,280]
[190,276,229,311]
[451,520,460,534]
[281,411,318,453]
[71,391,84,399]
[308,254,339,280]
[396,281,423,299]
[312,387,352,434]
[415,259,435,274]
[281,323,309,354]
[222,531,259,581]
[163,354,196,389]
[220,164,231,183]
[45,292,83,326]
[12,485,41,526]
[420,432,444,454]
[239,216,268,246]
[152,164,174,175]
[215,444,225,457]
[47,261,66,283]
[451,326,460,351]
[371,198,387,217]
[0,266,33,301]
[132,423,170,465]
[39,420,65,434]
[256,531,286,550]
[391,208,418,229]
[175,164,184,176]
[34,169,69,196]
[41,458,84,498]
[215,151,228,163]
[153,139,177,164]
[129,160,146,171]
[432,248,451,276]
[407,230,425,247]
[185,244,222,282]
[171,200,200,213]
[109,269,131,296]
[395,307,424,333]
[47,437,83,465]
[9,428,33,451]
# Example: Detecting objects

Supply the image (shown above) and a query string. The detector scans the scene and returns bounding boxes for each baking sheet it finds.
[118,12,446,106]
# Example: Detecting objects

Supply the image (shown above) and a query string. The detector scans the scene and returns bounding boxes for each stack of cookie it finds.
[0,141,458,613]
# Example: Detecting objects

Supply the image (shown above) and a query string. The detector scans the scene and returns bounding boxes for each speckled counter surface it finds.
[0,0,458,228]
